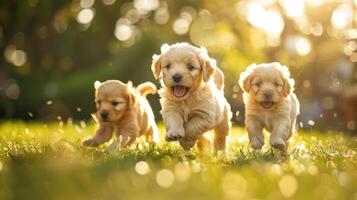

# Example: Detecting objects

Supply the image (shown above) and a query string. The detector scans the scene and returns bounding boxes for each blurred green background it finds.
[0,0,356,132]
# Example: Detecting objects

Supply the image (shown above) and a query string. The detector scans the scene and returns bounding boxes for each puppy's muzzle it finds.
[264,92,273,100]
[261,92,274,109]
[172,74,183,83]
[100,111,109,121]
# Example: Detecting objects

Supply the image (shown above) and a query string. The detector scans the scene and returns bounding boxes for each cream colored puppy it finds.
[239,62,300,151]
[83,80,159,148]
[151,43,232,151]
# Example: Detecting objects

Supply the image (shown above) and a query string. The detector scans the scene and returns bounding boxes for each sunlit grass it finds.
[0,121,356,200]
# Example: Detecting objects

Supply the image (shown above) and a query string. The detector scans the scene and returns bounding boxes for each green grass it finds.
[0,121,356,200]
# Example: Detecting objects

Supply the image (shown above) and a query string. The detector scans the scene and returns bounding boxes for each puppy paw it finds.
[250,136,264,149]
[83,138,99,147]
[165,128,185,141]
[270,137,286,150]
[179,137,196,150]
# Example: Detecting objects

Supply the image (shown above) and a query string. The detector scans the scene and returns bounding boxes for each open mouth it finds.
[261,101,274,109]
[172,85,189,98]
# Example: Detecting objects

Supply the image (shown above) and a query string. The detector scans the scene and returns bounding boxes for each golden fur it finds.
[83,80,159,148]
[151,42,232,151]
[239,62,300,151]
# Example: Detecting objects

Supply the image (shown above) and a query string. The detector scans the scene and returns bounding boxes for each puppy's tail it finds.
[137,82,157,97]
[214,67,225,91]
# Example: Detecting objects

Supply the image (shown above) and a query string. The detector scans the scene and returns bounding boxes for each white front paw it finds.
[165,128,185,141]
[270,136,286,150]
[250,136,264,149]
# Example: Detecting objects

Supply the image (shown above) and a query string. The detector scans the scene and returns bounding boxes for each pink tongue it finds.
[173,86,186,98]
[261,102,273,108]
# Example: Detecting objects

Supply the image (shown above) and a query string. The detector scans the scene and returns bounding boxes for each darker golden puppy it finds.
[83,80,159,148]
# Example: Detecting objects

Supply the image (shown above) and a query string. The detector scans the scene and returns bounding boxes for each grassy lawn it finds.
[0,121,356,200]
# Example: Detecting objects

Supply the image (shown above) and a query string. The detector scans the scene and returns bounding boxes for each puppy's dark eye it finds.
[187,64,195,71]
[97,100,101,105]
[274,82,281,87]
[111,101,119,106]
[254,82,262,87]
[165,64,171,69]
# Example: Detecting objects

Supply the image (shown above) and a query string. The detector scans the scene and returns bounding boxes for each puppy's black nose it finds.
[264,92,273,99]
[100,112,109,120]
[172,74,183,83]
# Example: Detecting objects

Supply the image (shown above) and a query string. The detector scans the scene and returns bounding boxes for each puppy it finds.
[239,62,300,151]
[83,80,159,148]
[151,43,232,151]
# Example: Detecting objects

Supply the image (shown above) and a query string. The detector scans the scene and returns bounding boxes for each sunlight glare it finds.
[202,132,213,142]
[305,0,323,7]
[280,0,305,18]
[246,3,284,38]
[295,36,311,56]
[331,4,352,29]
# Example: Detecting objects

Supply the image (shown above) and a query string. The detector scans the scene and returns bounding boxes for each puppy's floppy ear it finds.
[198,47,216,82]
[239,64,256,93]
[125,81,137,109]
[127,90,137,110]
[282,78,294,97]
[279,64,295,97]
[94,81,101,90]
[151,54,162,80]
[151,43,171,80]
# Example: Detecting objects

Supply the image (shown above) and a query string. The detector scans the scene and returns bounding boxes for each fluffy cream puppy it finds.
[151,43,232,151]
[239,62,300,151]
[83,80,159,148]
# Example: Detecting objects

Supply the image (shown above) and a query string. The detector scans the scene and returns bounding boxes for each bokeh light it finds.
[102,0,116,6]
[5,82,20,100]
[135,161,150,175]
[331,4,353,30]
[242,2,284,39]
[156,169,175,188]
[173,18,190,35]
[285,36,311,56]
[279,175,298,198]
[80,0,94,8]
[77,8,95,24]
[4,45,27,67]
[133,0,159,15]
[114,19,134,41]
[174,163,191,182]
[280,0,304,19]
